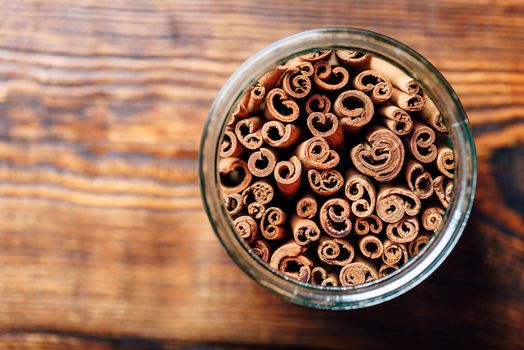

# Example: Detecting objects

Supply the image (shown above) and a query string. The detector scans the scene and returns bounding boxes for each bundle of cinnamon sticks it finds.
[219,49,454,287]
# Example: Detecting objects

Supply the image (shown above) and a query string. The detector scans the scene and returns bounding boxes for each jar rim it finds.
[200,27,477,309]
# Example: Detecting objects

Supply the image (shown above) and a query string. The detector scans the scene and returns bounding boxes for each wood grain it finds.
[0,0,523,349]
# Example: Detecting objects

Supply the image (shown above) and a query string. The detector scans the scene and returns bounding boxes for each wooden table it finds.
[0,0,522,349]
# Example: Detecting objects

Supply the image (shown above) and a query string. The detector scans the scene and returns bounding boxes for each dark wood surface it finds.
[0,0,523,349]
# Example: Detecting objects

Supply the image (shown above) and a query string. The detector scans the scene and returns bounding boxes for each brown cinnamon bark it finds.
[240,82,266,114]
[281,63,313,99]
[382,239,409,266]
[226,103,248,127]
[419,97,448,133]
[353,70,393,104]
[261,120,302,148]
[241,180,274,205]
[306,112,344,148]
[247,202,265,220]
[334,49,371,69]
[305,94,331,114]
[377,104,413,135]
[233,215,258,243]
[436,145,455,178]
[333,90,374,131]
[247,147,277,178]
[223,193,244,217]
[319,198,352,238]
[300,50,333,62]
[344,170,376,217]
[311,267,339,287]
[376,185,421,223]
[405,160,434,199]
[339,260,378,286]
[422,206,445,231]
[269,242,313,282]
[296,137,340,170]
[292,215,321,246]
[354,215,383,235]
[408,233,431,258]
[264,88,300,122]
[378,263,399,278]
[235,116,264,150]
[220,128,245,158]
[251,239,271,263]
[386,216,420,243]
[350,126,405,182]
[258,64,288,91]
[359,235,384,259]
[391,88,425,112]
[433,176,453,208]
[274,156,302,198]
[261,207,287,240]
[317,237,355,266]
[368,56,420,94]
[312,61,350,91]
[219,157,252,195]
[408,122,438,163]
[296,195,318,219]
[307,169,344,196]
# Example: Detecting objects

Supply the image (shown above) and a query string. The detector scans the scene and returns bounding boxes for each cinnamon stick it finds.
[274,156,302,198]
[419,97,448,133]
[261,207,287,240]
[223,193,244,217]
[368,56,420,94]
[436,145,455,178]
[251,239,271,263]
[386,216,420,243]
[354,215,383,235]
[335,49,371,69]
[422,206,445,231]
[247,147,277,178]
[312,61,350,91]
[305,94,331,114]
[377,104,413,135]
[433,175,453,208]
[311,266,339,287]
[391,88,425,112]
[219,157,252,195]
[292,215,321,246]
[382,239,409,266]
[270,242,313,282]
[233,215,258,243]
[353,69,393,104]
[296,136,340,170]
[220,128,245,158]
[241,180,274,205]
[359,235,384,259]
[264,88,300,122]
[408,233,431,258]
[378,263,398,278]
[319,198,352,238]
[281,64,313,99]
[300,50,333,62]
[376,185,421,223]
[306,112,344,148]
[235,116,264,150]
[261,120,302,148]
[247,202,265,220]
[307,169,344,196]
[296,195,318,219]
[317,237,355,266]
[405,159,434,199]
[408,121,438,163]
[339,260,378,286]
[333,90,374,131]
[344,170,376,217]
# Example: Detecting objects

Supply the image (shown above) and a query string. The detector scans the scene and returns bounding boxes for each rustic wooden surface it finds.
[0,0,523,349]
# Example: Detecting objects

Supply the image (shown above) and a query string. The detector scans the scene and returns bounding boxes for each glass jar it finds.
[199,28,476,309]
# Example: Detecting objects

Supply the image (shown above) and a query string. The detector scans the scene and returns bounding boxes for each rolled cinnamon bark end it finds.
[270,242,313,283]
[408,122,438,163]
[386,216,420,243]
[305,94,331,115]
[261,207,287,240]
[240,82,266,114]
[226,103,248,127]
[247,147,277,178]
[319,198,352,238]
[408,233,431,257]
[350,127,405,182]
[353,70,393,104]
[261,120,302,149]
[251,239,271,263]
[378,263,399,278]
[422,206,445,231]
[335,49,371,69]
[296,137,340,170]
[306,112,344,148]
[405,160,434,199]
[391,88,425,112]
[318,237,355,266]
[220,129,245,158]
[300,50,333,62]
[219,157,252,195]
[382,239,409,266]
[376,185,421,223]
[258,63,289,91]
[334,90,374,131]
[354,215,383,235]
[436,146,455,178]
[433,176,453,208]
[241,180,274,205]
[311,266,328,285]
[233,215,258,243]
[282,66,313,99]
[247,202,265,220]
[223,193,244,217]
[274,156,302,198]
[369,57,420,95]
[292,215,321,246]
[377,104,413,135]
[307,169,344,196]
[359,235,384,259]
[312,61,350,91]
[339,260,378,286]
[419,97,448,133]
[296,195,318,219]
[264,88,300,122]
[235,116,263,150]
[344,170,376,217]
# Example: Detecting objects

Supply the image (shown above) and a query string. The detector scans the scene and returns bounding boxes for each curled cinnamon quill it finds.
[335,49,371,69]
[261,120,302,148]
[235,116,263,150]
[306,112,344,148]
[240,82,266,114]
[247,147,277,178]
[344,170,376,217]
[319,198,352,238]
[359,235,384,259]
[220,129,245,158]
[233,215,258,243]
[369,56,420,94]
[422,206,445,231]
[247,202,265,220]
[382,239,409,266]
[305,94,331,114]
[264,88,300,122]
[296,195,318,219]
[333,90,374,131]
[353,70,393,103]
[300,50,333,62]
[261,207,287,240]
[408,233,431,257]
[408,122,438,163]
[274,156,302,198]
[251,239,271,263]
[433,176,453,208]
[405,160,434,199]
[307,169,344,196]
[270,242,312,282]
[219,157,252,195]
[377,104,413,135]
[376,185,421,223]
[436,146,455,178]
[241,180,274,205]
[386,216,420,243]
[281,63,313,99]
[296,137,340,170]
[378,264,398,278]
[223,193,244,217]
[226,103,247,127]
[258,64,288,91]
[354,215,383,235]
[292,215,321,246]
[350,127,405,182]
[419,97,447,133]
[339,260,378,286]
[311,267,339,287]
[312,61,350,91]
[391,88,425,112]
[318,238,355,266]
